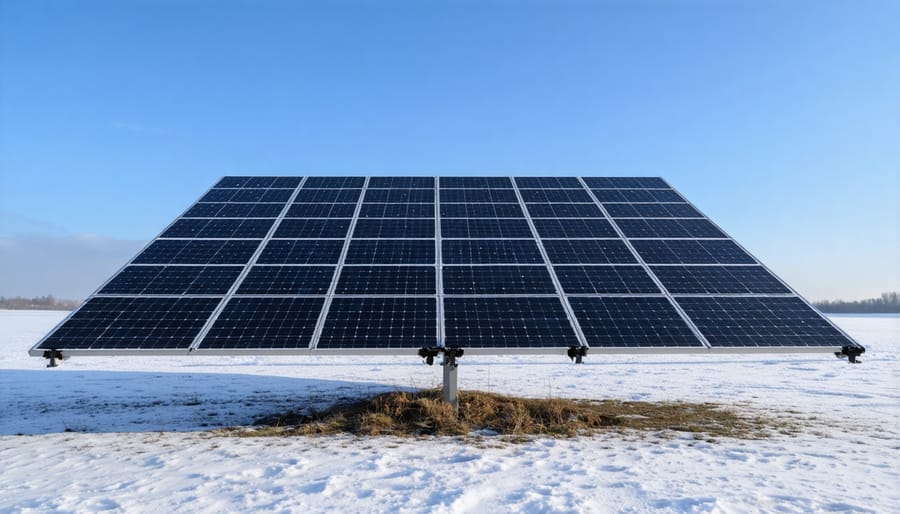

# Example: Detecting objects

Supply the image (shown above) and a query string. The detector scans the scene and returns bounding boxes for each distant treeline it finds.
[0,295,80,311]
[813,292,899,314]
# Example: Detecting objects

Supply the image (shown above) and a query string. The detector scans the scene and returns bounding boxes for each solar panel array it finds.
[32,176,862,356]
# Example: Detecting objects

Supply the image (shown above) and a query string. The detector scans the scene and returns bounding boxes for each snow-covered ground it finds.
[1,310,897,513]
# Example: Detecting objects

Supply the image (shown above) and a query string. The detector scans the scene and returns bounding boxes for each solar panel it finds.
[33,176,862,361]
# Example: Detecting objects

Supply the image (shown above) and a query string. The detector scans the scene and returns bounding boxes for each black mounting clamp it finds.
[835,345,865,364]
[42,350,64,368]
[567,346,588,364]
[418,347,464,367]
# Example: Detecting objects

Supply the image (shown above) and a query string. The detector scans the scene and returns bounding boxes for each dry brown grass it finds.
[218,389,800,440]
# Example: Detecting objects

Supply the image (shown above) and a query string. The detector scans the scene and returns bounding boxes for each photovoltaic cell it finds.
[37,297,220,350]
[368,177,435,188]
[440,177,512,188]
[526,203,604,218]
[444,297,578,348]
[257,239,344,264]
[286,203,357,218]
[99,265,244,295]
[584,177,669,189]
[304,176,365,188]
[364,189,435,203]
[201,297,325,349]
[161,218,275,238]
[532,218,618,238]
[542,239,637,264]
[335,266,436,295]
[294,189,362,203]
[615,219,726,238]
[441,189,519,203]
[133,240,261,265]
[237,266,335,295]
[518,188,593,203]
[554,265,659,294]
[440,203,525,218]
[318,297,437,348]
[184,203,285,218]
[273,219,351,239]
[442,240,543,264]
[353,218,435,238]
[653,265,790,294]
[442,265,556,294]
[360,203,435,218]
[677,297,852,347]
[569,297,702,347]
[631,240,756,264]
[514,177,583,188]
[440,218,533,238]
[345,240,436,264]
[604,203,703,218]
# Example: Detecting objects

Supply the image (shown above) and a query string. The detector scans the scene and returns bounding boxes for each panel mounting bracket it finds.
[419,347,464,410]
[835,345,865,364]
[42,349,64,368]
[567,346,588,364]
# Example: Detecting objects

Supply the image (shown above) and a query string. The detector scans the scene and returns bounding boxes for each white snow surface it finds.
[1,310,897,513]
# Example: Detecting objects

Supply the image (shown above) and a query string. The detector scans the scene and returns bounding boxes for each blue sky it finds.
[1,0,897,301]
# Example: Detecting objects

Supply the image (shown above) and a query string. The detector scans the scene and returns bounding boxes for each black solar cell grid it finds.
[554,265,660,294]
[532,218,618,238]
[514,177,583,188]
[439,203,525,218]
[335,266,436,294]
[237,266,336,295]
[162,218,274,238]
[444,297,579,348]
[133,239,261,265]
[364,188,435,203]
[293,188,362,203]
[652,265,790,294]
[604,203,704,218]
[213,176,300,189]
[525,203,605,218]
[676,296,855,347]
[632,239,756,264]
[345,239,436,264]
[440,218,533,238]
[518,188,593,203]
[442,239,543,264]
[569,297,702,347]
[542,239,637,264]
[353,218,434,238]
[201,297,325,349]
[286,203,357,218]
[442,265,557,294]
[615,219,726,238]
[99,265,244,295]
[318,297,437,348]
[583,177,669,189]
[184,203,286,218]
[359,203,435,218]
[273,218,351,238]
[37,297,220,350]
[440,188,519,203]
[368,177,435,188]
[303,176,366,188]
[439,177,513,188]
[257,239,345,264]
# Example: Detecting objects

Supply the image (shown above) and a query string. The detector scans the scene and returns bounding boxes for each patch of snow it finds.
[1,310,897,512]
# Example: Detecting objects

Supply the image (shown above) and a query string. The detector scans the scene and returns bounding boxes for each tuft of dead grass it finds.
[218,389,800,441]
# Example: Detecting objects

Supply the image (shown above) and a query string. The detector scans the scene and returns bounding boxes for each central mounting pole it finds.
[419,347,464,410]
